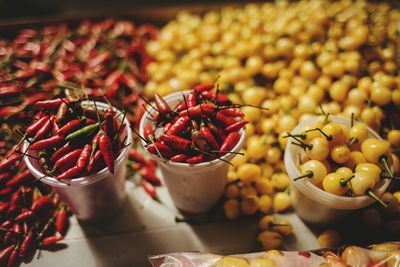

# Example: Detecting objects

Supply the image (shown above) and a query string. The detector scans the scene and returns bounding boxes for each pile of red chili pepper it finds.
[141,83,248,164]
[0,147,69,266]
[0,19,157,124]
[24,97,127,180]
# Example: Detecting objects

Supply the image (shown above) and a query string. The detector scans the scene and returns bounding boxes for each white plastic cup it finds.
[24,101,132,222]
[139,90,245,213]
[284,115,391,225]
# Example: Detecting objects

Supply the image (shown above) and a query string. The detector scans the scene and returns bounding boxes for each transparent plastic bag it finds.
[149,242,400,267]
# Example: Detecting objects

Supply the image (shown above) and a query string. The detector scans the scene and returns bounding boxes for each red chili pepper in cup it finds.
[220,131,241,154]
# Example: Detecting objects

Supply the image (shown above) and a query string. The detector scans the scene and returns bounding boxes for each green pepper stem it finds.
[379,155,393,178]
[367,189,388,208]
[294,170,314,181]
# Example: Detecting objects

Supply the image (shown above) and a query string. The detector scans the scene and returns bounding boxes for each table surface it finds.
[23,180,319,267]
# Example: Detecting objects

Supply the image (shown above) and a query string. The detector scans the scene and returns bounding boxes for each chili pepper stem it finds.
[113,108,127,142]
[339,175,355,186]
[14,150,39,160]
[195,148,233,166]
[294,170,313,181]
[379,155,393,178]
[131,127,149,144]
[138,95,160,115]
[367,189,388,208]
[305,128,332,141]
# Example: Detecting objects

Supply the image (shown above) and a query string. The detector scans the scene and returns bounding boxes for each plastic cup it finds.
[139,90,245,213]
[23,101,132,222]
[284,115,391,225]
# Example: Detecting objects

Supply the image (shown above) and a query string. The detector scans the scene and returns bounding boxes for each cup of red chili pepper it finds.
[23,101,132,221]
[139,87,246,213]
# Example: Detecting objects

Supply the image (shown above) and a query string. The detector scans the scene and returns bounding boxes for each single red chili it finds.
[57,119,82,136]
[6,243,20,267]
[41,236,64,246]
[219,108,244,117]
[128,149,146,164]
[55,208,69,236]
[193,83,214,93]
[140,167,161,185]
[14,210,34,222]
[191,130,210,152]
[50,142,74,163]
[29,135,64,151]
[103,111,116,138]
[6,169,33,188]
[143,125,155,142]
[31,195,53,213]
[26,116,49,137]
[159,134,191,151]
[55,148,83,170]
[0,187,12,198]
[170,154,189,162]
[199,127,219,149]
[215,112,236,126]
[186,153,206,164]
[165,116,190,136]
[175,101,187,112]
[57,165,82,180]
[220,131,241,154]
[201,91,230,104]
[0,154,21,172]
[35,98,66,109]
[179,104,214,118]
[141,180,157,199]
[56,102,70,124]
[87,150,103,174]
[163,122,172,133]
[19,229,34,260]
[0,202,9,214]
[0,172,11,184]
[33,115,53,140]
[0,245,14,266]
[147,141,174,158]
[154,93,172,115]
[186,92,197,108]
[99,133,114,174]
[225,120,249,133]
[77,144,92,169]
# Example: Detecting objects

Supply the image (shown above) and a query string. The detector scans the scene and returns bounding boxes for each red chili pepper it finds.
[220,131,241,154]
[57,165,82,180]
[14,210,34,222]
[19,230,35,260]
[26,116,49,137]
[77,144,92,169]
[225,120,249,133]
[41,236,64,246]
[0,187,12,198]
[219,108,245,117]
[140,167,161,185]
[175,101,187,112]
[55,209,69,236]
[147,141,174,158]
[57,119,82,136]
[6,169,33,188]
[165,116,190,136]
[170,154,189,162]
[1,220,12,229]
[191,130,210,152]
[179,104,214,118]
[154,93,172,115]
[0,154,21,172]
[29,135,64,151]
[0,245,14,266]
[128,149,146,164]
[199,127,219,149]
[201,91,231,104]
[186,92,197,108]
[159,134,191,151]
[99,133,114,174]
[193,83,214,93]
[0,172,12,184]
[141,180,157,199]
[56,102,70,124]
[50,142,74,163]
[0,202,9,214]
[186,153,206,164]
[103,111,116,138]
[6,244,20,267]
[163,122,173,133]
[55,148,82,170]
[33,116,52,140]
[87,150,103,174]
[215,112,236,126]
[4,224,21,245]
[35,98,66,109]
[31,195,53,213]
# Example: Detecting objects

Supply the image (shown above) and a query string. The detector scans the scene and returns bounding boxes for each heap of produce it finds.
[140,83,248,164]
[145,0,400,250]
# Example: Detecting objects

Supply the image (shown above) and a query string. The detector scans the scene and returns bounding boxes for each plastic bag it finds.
[149,242,400,267]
